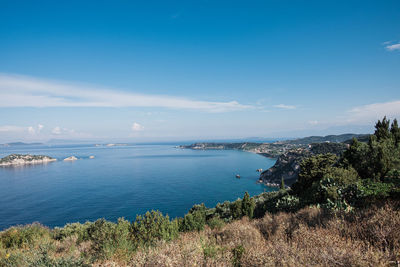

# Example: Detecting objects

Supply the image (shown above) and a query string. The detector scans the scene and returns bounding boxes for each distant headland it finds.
[180,133,369,186]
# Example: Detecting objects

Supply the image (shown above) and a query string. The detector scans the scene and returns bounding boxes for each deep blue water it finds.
[0,144,276,230]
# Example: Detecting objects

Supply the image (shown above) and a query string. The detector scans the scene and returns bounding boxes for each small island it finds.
[0,154,57,166]
[63,156,78,161]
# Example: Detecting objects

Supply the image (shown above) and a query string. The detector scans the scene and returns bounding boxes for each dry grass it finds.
[126,202,399,267]
[2,201,399,266]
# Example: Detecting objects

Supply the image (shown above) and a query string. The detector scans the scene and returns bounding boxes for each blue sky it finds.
[0,0,400,142]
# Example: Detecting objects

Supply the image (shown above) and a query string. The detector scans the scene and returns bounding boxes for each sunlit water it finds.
[0,144,276,230]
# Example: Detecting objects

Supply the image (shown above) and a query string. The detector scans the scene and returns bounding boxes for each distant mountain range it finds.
[1,142,44,147]
[281,133,370,145]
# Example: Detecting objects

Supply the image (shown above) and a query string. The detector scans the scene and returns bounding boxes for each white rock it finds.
[64,156,78,161]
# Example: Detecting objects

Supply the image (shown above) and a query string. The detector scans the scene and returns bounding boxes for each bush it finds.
[131,210,179,246]
[179,204,207,232]
[275,194,300,212]
[231,245,245,267]
[230,200,243,219]
[206,217,225,230]
[53,222,92,242]
[0,223,51,249]
[292,153,338,199]
[241,192,255,219]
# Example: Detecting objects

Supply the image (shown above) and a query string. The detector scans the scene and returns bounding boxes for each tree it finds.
[341,138,369,178]
[280,177,285,190]
[179,204,207,232]
[130,211,179,246]
[292,153,338,196]
[374,116,391,141]
[241,192,255,219]
[342,117,400,180]
[230,199,243,219]
[391,119,400,146]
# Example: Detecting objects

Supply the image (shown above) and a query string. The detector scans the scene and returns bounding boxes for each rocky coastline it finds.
[0,154,57,166]
[181,139,350,186]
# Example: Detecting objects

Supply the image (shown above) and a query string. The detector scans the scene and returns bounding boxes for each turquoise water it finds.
[0,144,276,230]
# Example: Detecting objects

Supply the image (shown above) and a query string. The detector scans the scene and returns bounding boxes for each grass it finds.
[2,200,398,266]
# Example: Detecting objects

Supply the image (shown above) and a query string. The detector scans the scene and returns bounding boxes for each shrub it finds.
[292,153,338,200]
[131,210,179,247]
[53,222,92,243]
[275,194,300,212]
[179,204,207,232]
[241,192,255,219]
[230,199,243,219]
[0,223,50,249]
[206,217,225,230]
[231,245,245,267]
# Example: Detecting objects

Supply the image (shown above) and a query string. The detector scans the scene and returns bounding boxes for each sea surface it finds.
[0,144,276,230]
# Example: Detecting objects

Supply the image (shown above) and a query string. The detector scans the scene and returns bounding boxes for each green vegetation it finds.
[1,118,399,266]
[0,154,56,166]
[284,133,369,145]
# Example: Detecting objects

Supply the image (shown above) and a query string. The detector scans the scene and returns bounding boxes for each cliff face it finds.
[260,150,309,185]
[260,143,348,185]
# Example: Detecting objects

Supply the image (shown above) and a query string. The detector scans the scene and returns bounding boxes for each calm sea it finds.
[0,144,276,230]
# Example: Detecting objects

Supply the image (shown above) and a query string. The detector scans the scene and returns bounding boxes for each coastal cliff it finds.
[260,142,348,185]
[0,154,56,166]
[182,139,351,186]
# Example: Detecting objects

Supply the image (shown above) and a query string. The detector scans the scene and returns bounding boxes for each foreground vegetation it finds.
[1,118,399,266]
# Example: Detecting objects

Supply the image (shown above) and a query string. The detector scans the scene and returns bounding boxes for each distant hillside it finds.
[282,134,369,145]
[259,142,348,185]
[180,134,366,159]
[1,142,43,147]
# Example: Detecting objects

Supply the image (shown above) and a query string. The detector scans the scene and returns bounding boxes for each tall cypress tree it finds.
[374,116,391,141]
[390,119,400,146]
[280,177,285,190]
[241,192,255,219]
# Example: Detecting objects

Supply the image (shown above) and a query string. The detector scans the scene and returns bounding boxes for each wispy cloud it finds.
[385,42,400,51]
[52,126,62,135]
[347,100,400,123]
[0,74,252,113]
[273,104,296,110]
[308,120,319,125]
[0,124,44,135]
[131,122,144,131]
[0,125,27,133]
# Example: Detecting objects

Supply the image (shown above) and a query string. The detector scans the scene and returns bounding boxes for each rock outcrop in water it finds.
[63,156,78,161]
[0,154,56,166]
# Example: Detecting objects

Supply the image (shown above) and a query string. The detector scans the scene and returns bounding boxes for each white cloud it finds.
[28,126,36,135]
[0,124,44,135]
[0,73,252,113]
[52,126,62,135]
[132,122,144,131]
[347,100,400,123]
[0,125,26,132]
[273,104,296,110]
[385,43,400,51]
